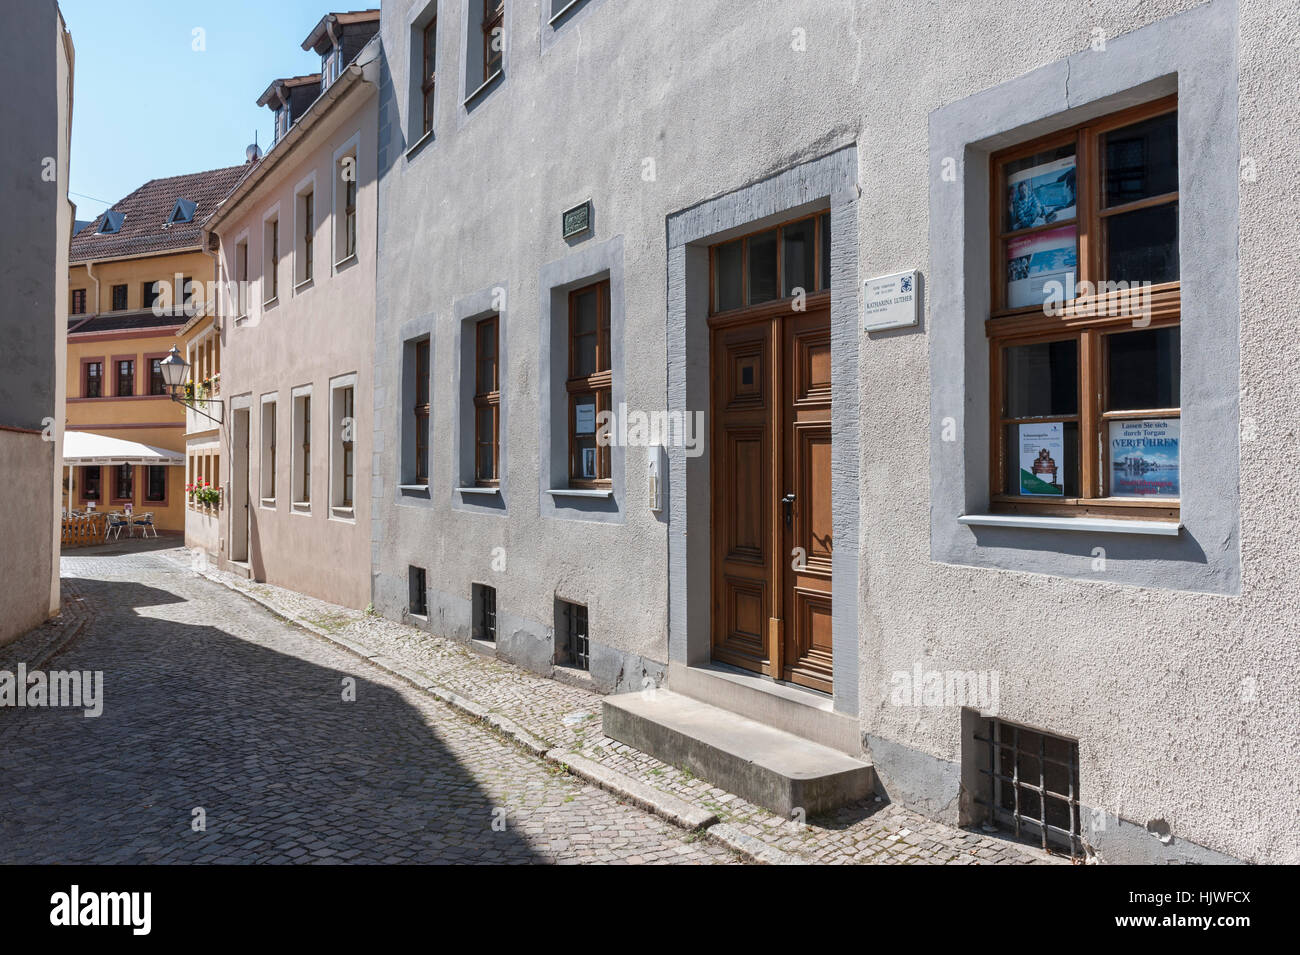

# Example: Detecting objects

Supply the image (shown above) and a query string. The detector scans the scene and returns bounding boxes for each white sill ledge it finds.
[293,277,314,293]
[329,506,355,522]
[456,486,500,496]
[291,502,311,513]
[463,70,503,107]
[549,0,583,24]
[546,487,613,499]
[398,484,430,492]
[405,130,434,158]
[958,514,1182,536]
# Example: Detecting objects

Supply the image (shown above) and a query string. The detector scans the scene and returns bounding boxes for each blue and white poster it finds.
[1109,419,1180,498]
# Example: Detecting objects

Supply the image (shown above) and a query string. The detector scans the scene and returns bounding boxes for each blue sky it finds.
[62,0,339,221]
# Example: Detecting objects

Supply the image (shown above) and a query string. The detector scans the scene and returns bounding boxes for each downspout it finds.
[85,261,99,316]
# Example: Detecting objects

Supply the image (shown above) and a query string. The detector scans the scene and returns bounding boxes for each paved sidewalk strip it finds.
[168,548,1065,865]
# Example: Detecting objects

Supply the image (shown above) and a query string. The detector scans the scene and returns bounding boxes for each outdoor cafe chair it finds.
[133,512,158,538]
[105,511,129,541]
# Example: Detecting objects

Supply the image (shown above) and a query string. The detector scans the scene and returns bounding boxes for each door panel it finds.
[711,321,775,674]
[782,312,833,692]
[710,305,832,691]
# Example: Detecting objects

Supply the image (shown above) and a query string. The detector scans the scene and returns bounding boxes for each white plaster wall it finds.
[373,0,1298,862]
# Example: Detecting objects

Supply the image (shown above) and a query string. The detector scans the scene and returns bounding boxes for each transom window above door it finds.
[710,211,831,315]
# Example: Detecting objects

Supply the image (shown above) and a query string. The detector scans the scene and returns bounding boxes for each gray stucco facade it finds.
[371,0,1300,864]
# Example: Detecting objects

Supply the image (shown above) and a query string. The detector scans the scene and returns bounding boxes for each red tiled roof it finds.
[69,164,253,263]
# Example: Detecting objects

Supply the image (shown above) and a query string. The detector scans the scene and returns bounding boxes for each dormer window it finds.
[274,106,289,144]
[321,46,342,89]
[97,210,125,235]
[167,198,197,225]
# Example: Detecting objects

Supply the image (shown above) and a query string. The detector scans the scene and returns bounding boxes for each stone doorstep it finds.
[602,689,876,818]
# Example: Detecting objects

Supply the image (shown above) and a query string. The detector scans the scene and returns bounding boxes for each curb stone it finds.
[549,750,717,831]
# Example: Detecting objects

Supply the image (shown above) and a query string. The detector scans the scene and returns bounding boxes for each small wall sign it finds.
[562,200,592,240]
[862,269,919,332]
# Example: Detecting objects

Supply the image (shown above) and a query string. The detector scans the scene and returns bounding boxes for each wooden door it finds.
[781,310,833,692]
[710,305,832,692]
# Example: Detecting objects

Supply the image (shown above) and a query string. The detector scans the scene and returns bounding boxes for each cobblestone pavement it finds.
[150,544,1066,865]
[0,549,737,864]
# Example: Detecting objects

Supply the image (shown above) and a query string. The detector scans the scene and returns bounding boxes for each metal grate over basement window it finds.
[560,600,589,671]
[473,584,496,642]
[974,717,1081,858]
[408,566,427,617]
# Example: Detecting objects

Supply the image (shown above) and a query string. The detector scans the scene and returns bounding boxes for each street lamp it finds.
[161,344,223,424]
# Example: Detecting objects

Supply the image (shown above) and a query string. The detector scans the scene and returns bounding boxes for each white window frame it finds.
[259,392,278,507]
[291,384,313,513]
[328,372,359,521]
[332,132,361,271]
[293,171,317,290]
[230,227,251,321]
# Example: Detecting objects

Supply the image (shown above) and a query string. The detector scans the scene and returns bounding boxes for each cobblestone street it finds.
[0,544,1062,865]
[0,548,736,864]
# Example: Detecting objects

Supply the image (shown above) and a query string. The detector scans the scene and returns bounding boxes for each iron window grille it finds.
[473,584,497,641]
[975,717,1081,858]
[409,566,427,617]
[560,600,589,671]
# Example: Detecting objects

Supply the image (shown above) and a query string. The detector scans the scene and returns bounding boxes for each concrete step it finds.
[602,689,875,817]
[668,660,861,755]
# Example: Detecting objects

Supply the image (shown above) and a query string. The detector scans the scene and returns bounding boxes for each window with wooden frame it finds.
[414,338,430,483]
[82,466,101,502]
[421,17,437,135]
[988,97,1180,520]
[116,359,135,397]
[265,217,280,302]
[709,211,832,315]
[482,0,504,81]
[302,191,314,283]
[340,386,355,507]
[149,357,166,396]
[70,288,86,314]
[473,316,499,485]
[145,465,167,503]
[566,280,611,486]
[111,284,128,311]
[113,463,133,503]
[344,172,357,260]
[84,361,102,398]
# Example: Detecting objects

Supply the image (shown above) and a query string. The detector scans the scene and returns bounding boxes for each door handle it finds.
[781,492,796,527]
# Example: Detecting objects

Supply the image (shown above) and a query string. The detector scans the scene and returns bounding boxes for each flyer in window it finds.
[1006,155,1078,231]
[1109,419,1180,497]
[1006,226,1077,310]
[1018,422,1065,496]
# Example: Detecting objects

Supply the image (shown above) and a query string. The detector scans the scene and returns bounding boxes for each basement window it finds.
[556,599,589,671]
[973,716,1081,857]
[472,583,496,641]
[409,566,427,617]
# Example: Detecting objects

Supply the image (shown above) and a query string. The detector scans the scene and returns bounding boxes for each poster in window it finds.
[581,447,597,479]
[1109,418,1180,498]
[1006,156,1077,231]
[574,400,595,435]
[1018,422,1065,496]
[1006,226,1077,310]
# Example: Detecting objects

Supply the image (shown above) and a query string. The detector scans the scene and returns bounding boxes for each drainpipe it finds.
[325,18,339,86]
[85,261,99,316]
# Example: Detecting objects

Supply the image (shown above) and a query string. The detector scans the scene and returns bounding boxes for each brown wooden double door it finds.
[710,303,833,693]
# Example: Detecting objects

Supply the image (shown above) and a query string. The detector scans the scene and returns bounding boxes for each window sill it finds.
[549,0,584,25]
[333,253,358,273]
[293,277,314,293]
[291,502,311,514]
[546,487,613,499]
[262,297,278,309]
[463,70,503,108]
[405,130,434,159]
[330,506,356,522]
[958,513,1182,536]
[399,483,430,492]
[456,486,500,497]
[259,498,276,509]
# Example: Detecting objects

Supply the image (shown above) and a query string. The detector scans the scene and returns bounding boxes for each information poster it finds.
[1109,419,1180,497]
[1018,422,1065,496]
[574,402,595,435]
[1006,226,1077,309]
[1006,156,1077,230]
